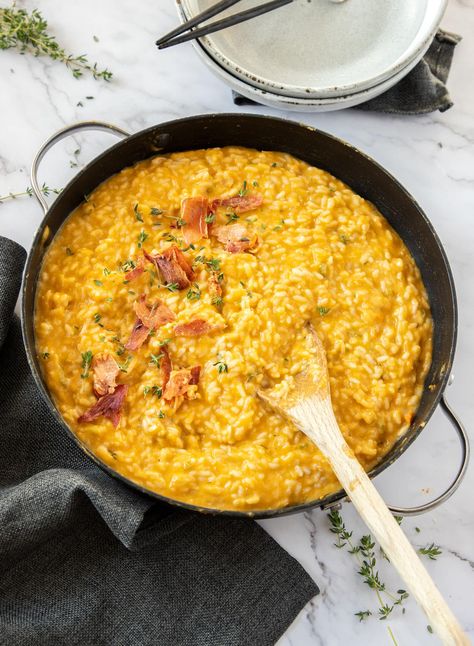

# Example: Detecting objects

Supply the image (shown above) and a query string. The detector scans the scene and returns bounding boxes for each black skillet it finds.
[22,114,469,518]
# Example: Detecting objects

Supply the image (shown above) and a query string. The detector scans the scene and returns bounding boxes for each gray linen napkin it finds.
[0,236,318,646]
[232,29,461,114]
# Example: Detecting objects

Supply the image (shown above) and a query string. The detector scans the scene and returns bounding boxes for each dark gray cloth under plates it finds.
[0,235,318,646]
[232,29,461,115]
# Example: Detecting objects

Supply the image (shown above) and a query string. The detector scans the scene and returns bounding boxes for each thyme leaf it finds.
[80,351,93,379]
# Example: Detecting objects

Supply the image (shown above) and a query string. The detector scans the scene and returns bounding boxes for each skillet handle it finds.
[388,390,470,517]
[30,121,130,214]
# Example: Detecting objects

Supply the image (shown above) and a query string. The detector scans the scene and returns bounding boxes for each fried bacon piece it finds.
[78,384,128,428]
[92,353,120,397]
[125,319,149,352]
[125,295,175,351]
[125,256,145,282]
[160,345,172,392]
[181,196,209,244]
[133,295,175,329]
[189,365,201,385]
[213,224,259,253]
[211,194,263,214]
[144,246,194,289]
[163,367,201,401]
[173,318,225,337]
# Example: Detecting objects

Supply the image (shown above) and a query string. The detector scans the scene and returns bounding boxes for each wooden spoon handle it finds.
[296,398,469,646]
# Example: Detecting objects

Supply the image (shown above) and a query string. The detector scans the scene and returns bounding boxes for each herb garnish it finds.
[205,212,215,224]
[41,352,49,360]
[164,282,179,292]
[355,610,372,622]
[137,229,148,248]
[134,204,143,222]
[94,279,103,287]
[212,295,223,308]
[93,313,102,325]
[238,181,248,197]
[150,353,164,367]
[65,247,74,256]
[213,360,228,374]
[0,6,113,80]
[118,356,132,373]
[226,212,239,225]
[162,233,179,243]
[158,410,165,419]
[150,207,164,216]
[163,213,186,227]
[318,307,330,316]
[81,351,93,378]
[418,543,442,560]
[120,259,136,273]
[186,284,201,301]
[103,267,111,276]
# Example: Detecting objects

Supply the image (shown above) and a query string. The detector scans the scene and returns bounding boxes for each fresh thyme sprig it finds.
[418,543,442,560]
[328,509,409,643]
[0,182,61,204]
[0,5,112,80]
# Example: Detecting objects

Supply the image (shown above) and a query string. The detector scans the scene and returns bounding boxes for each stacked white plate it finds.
[175,0,447,112]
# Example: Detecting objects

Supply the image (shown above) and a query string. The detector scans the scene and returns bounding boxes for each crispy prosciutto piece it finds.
[174,318,225,337]
[189,365,201,385]
[125,318,150,351]
[133,294,175,329]
[144,246,194,290]
[92,353,120,397]
[125,256,145,282]
[181,196,209,244]
[78,384,128,428]
[211,194,263,214]
[163,367,201,401]
[213,224,259,254]
[160,345,172,392]
[125,295,175,351]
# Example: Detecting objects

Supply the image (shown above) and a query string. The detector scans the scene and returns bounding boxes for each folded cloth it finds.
[232,29,461,115]
[0,236,318,646]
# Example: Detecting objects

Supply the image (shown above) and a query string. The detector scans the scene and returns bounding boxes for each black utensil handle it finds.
[30,121,130,214]
[156,0,242,46]
[158,0,294,50]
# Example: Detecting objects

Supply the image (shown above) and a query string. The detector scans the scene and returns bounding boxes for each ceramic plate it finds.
[179,30,434,112]
[180,0,447,99]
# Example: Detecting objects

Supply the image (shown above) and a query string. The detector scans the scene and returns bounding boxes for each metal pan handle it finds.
[30,121,130,214]
[389,392,470,516]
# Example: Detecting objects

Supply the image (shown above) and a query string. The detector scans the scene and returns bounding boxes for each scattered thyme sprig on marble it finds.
[0,5,112,80]
[0,182,61,204]
[328,509,409,645]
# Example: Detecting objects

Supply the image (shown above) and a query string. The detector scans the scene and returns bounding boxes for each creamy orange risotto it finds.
[35,147,433,511]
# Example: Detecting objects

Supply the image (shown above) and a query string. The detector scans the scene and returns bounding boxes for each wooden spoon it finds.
[258,325,469,646]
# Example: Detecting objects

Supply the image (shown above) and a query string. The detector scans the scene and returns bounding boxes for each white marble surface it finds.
[0,1,473,644]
